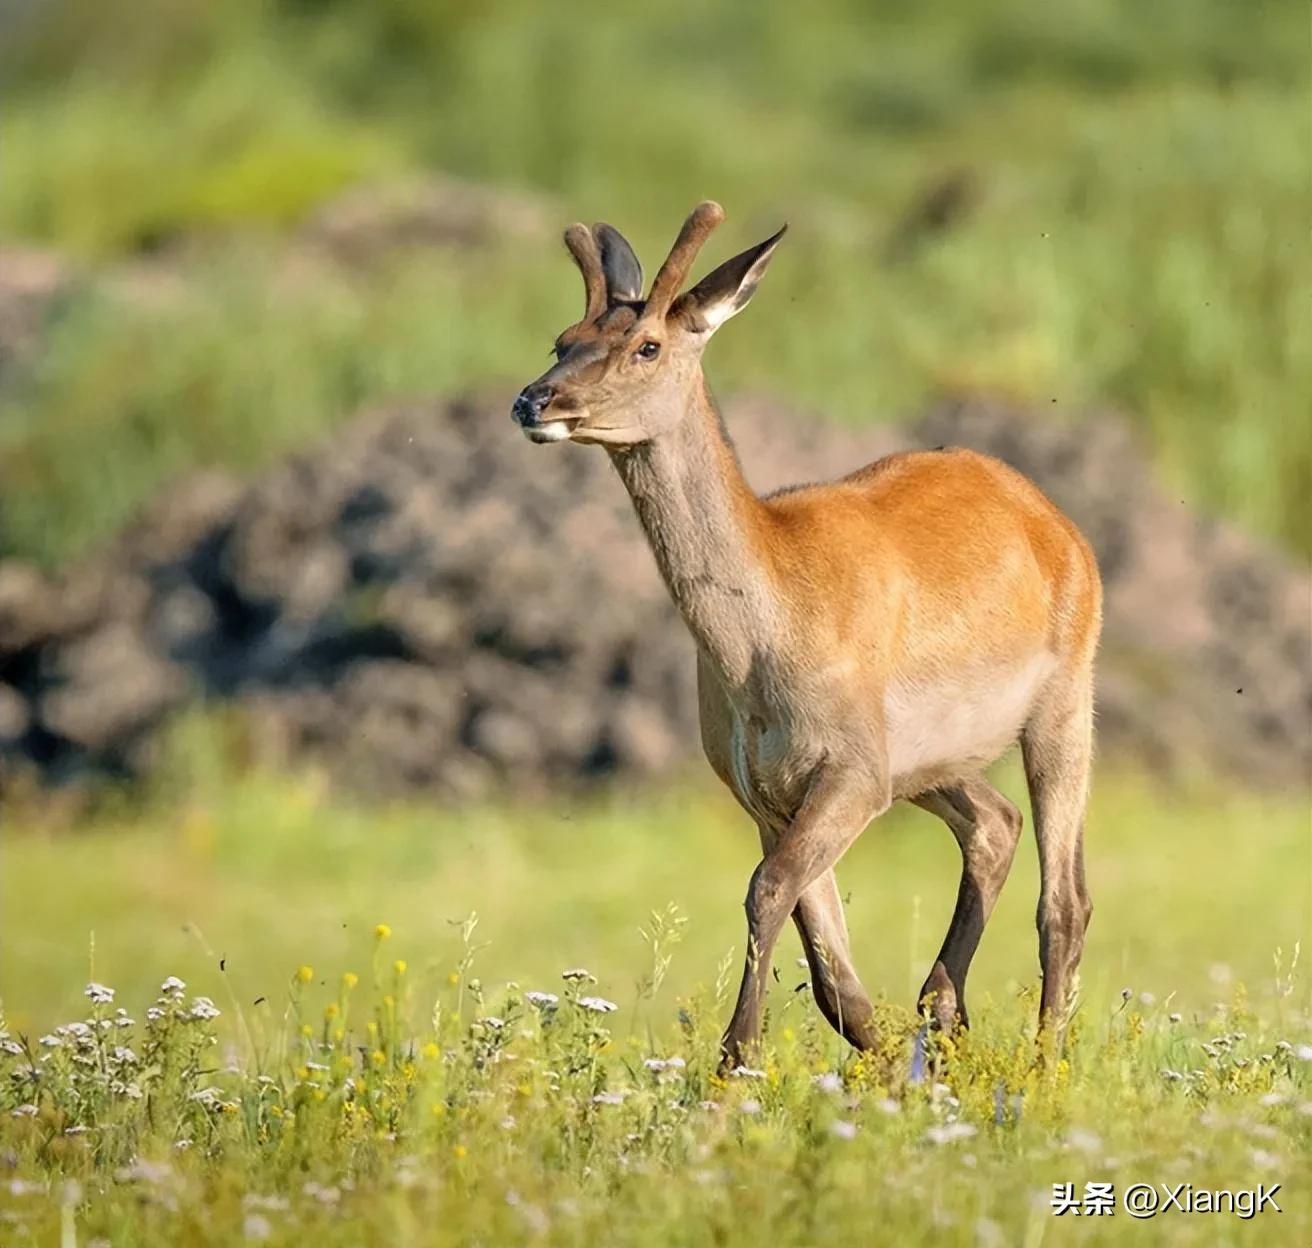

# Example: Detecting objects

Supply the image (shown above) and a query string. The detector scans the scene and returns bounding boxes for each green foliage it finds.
[2,799,1309,1242]
[0,0,1309,563]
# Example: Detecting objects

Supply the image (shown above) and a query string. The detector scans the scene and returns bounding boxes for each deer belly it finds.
[884,653,1056,790]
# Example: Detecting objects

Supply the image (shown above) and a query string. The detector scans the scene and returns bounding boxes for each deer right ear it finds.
[594,223,644,304]
[672,224,787,334]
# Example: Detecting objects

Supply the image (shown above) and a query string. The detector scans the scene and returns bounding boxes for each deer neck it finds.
[608,380,779,687]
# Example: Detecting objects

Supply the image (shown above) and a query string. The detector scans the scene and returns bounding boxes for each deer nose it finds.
[512,383,555,427]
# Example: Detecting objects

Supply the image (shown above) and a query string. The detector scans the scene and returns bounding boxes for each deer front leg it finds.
[720,764,888,1073]
[755,819,878,1050]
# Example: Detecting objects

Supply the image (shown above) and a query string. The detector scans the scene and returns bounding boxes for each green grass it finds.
[2,726,1310,1244]
[1,0,1309,565]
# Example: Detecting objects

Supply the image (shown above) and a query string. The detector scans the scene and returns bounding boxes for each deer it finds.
[511,202,1101,1072]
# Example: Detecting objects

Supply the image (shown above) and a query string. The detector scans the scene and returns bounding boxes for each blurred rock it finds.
[0,391,1306,799]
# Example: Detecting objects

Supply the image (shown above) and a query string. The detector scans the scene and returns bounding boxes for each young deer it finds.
[512,202,1101,1070]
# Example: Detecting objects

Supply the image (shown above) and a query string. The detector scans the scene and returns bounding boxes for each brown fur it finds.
[513,202,1102,1069]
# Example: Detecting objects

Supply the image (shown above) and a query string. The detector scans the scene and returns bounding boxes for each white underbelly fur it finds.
[884,652,1056,785]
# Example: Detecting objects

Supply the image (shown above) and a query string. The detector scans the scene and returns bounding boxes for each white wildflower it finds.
[85,983,115,1005]
[480,1016,506,1030]
[11,1104,38,1118]
[730,1066,766,1080]
[925,1122,977,1145]
[64,1125,89,1136]
[1295,1044,1312,1062]
[0,1039,24,1056]
[525,991,559,1009]
[189,997,221,1021]
[875,1097,901,1115]
[112,1047,138,1065]
[830,1120,857,1140]
[813,1072,843,1094]
[243,1213,272,1242]
[38,1035,61,1048]
[591,1092,626,1106]
[738,1098,762,1116]
[146,1007,165,1022]
[561,968,596,983]
[161,977,186,994]
[1169,1012,1182,1023]
[576,996,617,1014]
[697,1100,721,1112]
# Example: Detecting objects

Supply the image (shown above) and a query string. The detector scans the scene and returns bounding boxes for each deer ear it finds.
[593,223,644,303]
[672,224,787,333]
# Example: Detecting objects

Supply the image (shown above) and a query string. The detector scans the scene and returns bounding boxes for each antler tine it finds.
[563,223,608,322]
[645,200,726,317]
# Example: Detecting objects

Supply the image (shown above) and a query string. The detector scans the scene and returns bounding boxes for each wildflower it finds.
[592,1092,626,1105]
[244,1213,272,1242]
[374,924,392,941]
[370,1050,386,1067]
[343,972,360,989]
[561,968,596,983]
[1169,1012,1182,1023]
[85,983,115,1005]
[480,1016,506,1030]
[525,991,559,1010]
[64,1125,89,1136]
[324,1002,339,1020]
[698,1100,721,1112]
[875,1097,901,1115]
[1296,1044,1312,1062]
[730,1066,766,1080]
[296,966,314,984]
[1120,987,1132,1001]
[813,1072,843,1094]
[305,1061,329,1073]
[0,1039,23,1056]
[576,996,618,1014]
[452,1144,468,1160]
[925,1122,977,1145]
[1066,1128,1102,1155]
[161,976,186,994]
[38,1035,61,1048]
[11,1104,37,1118]
[393,960,407,976]
[421,1042,441,1060]
[112,1046,138,1065]
[500,1116,517,1131]
[739,1098,762,1116]
[146,1006,165,1022]
[830,1120,858,1140]
[190,997,221,1021]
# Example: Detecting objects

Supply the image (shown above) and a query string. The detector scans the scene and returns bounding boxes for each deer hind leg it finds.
[912,778,1023,1032]
[792,867,878,1049]
[1022,670,1095,1031]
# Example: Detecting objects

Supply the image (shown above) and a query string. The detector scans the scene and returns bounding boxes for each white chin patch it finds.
[524,421,573,444]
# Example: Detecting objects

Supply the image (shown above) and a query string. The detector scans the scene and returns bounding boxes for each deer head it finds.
[512,201,786,447]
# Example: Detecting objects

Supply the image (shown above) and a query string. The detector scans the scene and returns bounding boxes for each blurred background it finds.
[1,0,1308,1034]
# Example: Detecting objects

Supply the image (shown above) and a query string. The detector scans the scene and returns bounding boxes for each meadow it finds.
[3,725,1310,1244]
[2,0,1310,565]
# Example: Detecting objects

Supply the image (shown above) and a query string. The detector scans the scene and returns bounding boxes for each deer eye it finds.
[635,340,661,361]
[552,342,568,361]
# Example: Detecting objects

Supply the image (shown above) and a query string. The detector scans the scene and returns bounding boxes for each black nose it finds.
[512,383,555,427]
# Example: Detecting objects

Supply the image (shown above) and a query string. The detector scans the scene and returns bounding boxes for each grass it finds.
[1,0,1310,565]
[2,730,1310,1244]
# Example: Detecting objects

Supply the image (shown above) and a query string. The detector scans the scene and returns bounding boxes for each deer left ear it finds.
[671,224,787,333]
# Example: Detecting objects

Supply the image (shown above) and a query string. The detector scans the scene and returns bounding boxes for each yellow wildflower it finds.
[296,965,314,984]
[393,960,407,977]
[374,924,392,941]
[342,972,360,990]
